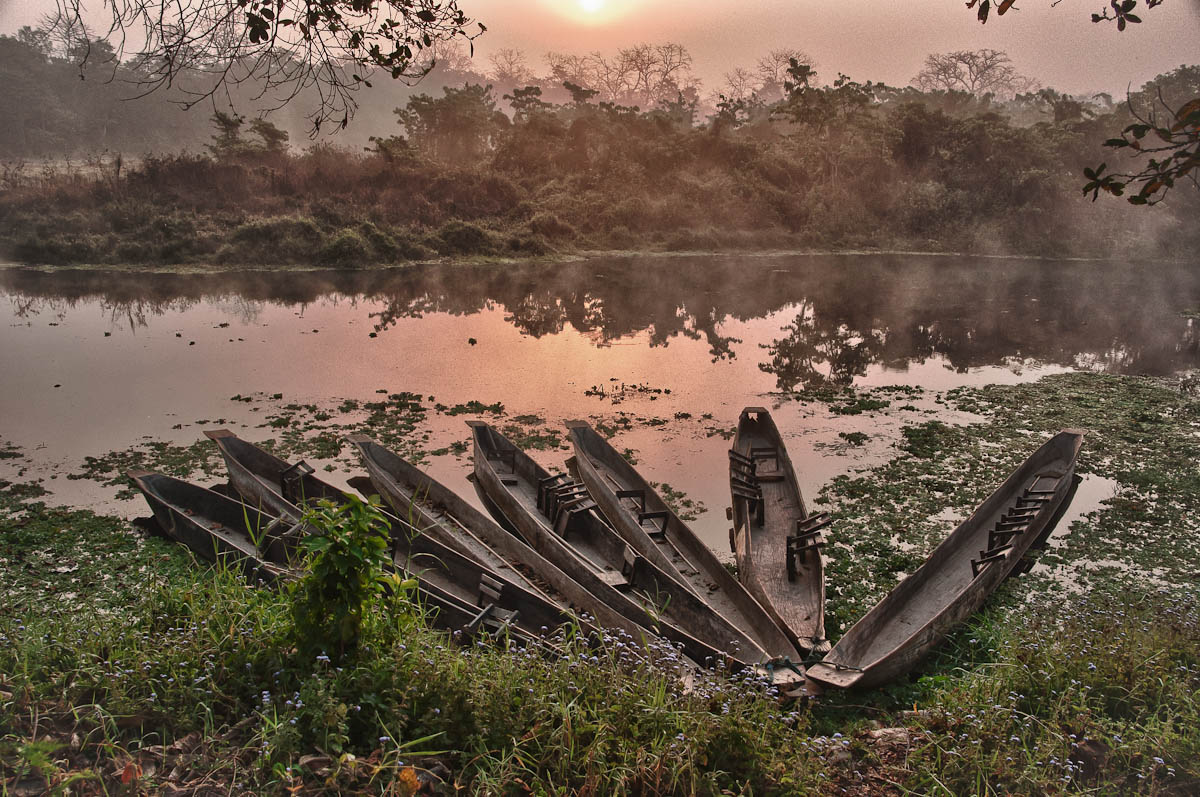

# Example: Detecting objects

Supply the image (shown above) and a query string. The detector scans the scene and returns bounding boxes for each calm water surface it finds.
[3,254,1198,552]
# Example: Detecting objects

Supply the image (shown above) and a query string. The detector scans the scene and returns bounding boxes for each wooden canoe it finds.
[565,420,800,660]
[346,434,669,646]
[807,429,1084,690]
[730,407,828,654]
[127,470,287,584]
[468,421,779,668]
[131,470,542,646]
[204,429,568,617]
[206,435,585,643]
[204,429,343,515]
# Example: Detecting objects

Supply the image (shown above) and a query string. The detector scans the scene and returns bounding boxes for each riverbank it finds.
[2,138,1197,270]
[2,372,1197,793]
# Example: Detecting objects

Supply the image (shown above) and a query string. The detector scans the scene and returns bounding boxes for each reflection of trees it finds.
[3,254,1200,383]
[761,302,886,388]
[504,292,569,338]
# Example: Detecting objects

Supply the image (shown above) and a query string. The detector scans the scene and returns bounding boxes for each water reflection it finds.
[3,254,1199,387]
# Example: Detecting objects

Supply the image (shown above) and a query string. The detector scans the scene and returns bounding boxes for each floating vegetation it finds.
[584,380,673,404]
[649,481,708,522]
[67,439,224,500]
[435,400,504,416]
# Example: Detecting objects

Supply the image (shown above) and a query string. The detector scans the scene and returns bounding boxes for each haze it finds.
[2,0,1197,95]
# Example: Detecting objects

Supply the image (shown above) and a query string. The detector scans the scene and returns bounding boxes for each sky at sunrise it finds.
[1,0,1196,96]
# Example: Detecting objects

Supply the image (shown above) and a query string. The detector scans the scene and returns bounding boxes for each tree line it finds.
[0,26,1196,266]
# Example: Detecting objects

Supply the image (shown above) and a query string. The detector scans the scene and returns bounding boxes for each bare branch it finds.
[50,0,483,132]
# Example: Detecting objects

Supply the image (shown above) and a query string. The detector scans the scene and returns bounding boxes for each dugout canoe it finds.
[729,407,829,655]
[204,429,566,614]
[127,470,288,584]
[346,434,665,644]
[565,420,800,660]
[130,470,541,646]
[207,439,587,644]
[807,429,1084,690]
[204,429,344,516]
[469,421,780,669]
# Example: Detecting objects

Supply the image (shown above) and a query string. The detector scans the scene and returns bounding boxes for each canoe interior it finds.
[731,407,827,652]
[348,435,556,601]
[567,421,800,660]
[470,421,771,666]
[472,424,633,580]
[128,470,284,583]
[208,434,577,640]
[206,429,344,517]
[132,470,547,649]
[397,524,575,638]
[809,430,1083,689]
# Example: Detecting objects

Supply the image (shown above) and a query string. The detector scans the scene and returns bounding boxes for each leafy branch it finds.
[1084,96,1200,204]
[970,0,1194,204]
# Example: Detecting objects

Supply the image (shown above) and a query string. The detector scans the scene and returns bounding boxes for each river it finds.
[2,253,1197,552]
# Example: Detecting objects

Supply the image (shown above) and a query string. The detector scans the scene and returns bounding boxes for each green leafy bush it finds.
[290,494,396,661]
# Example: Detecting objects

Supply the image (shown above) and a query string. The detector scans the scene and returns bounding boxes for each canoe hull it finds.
[808,429,1084,690]
[349,434,682,644]
[128,470,285,585]
[469,421,767,667]
[730,407,827,654]
[567,421,799,660]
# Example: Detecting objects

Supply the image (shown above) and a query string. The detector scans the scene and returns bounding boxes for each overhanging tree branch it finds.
[971,0,1193,205]
[50,0,484,131]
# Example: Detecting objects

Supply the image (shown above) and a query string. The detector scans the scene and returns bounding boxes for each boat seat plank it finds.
[988,528,1020,549]
[796,513,832,534]
[537,473,572,508]
[638,509,670,534]
[1004,507,1040,517]
[785,531,825,582]
[596,569,630,591]
[971,548,1009,576]
[730,474,760,493]
[615,488,647,511]
[487,449,517,470]
[280,460,315,504]
[728,449,756,468]
[545,482,589,518]
[731,482,759,497]
[979,542,1014,559]
[464,603,520,637]
[478,572,505,604]
[554,497,597,525]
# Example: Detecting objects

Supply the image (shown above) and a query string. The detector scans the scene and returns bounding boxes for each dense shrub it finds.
[434,220,496,255]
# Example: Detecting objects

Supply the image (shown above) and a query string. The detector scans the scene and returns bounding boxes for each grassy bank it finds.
[2,372,1199,793]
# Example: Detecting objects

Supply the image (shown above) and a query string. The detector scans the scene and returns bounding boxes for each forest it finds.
[1,26,1197,265]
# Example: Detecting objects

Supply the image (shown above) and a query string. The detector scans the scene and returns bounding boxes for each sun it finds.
[578,0,605,13]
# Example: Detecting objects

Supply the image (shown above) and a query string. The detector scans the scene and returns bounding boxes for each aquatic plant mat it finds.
[2,372,1198,794]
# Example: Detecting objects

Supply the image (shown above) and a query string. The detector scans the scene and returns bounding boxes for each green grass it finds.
[0,507,821,793]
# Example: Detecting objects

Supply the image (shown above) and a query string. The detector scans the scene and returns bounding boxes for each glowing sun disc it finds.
[579,0,604,13]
